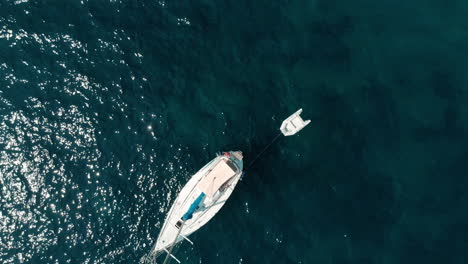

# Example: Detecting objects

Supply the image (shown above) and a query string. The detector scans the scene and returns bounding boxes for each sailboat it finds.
[146,109,310,263]
[149,151,244,263]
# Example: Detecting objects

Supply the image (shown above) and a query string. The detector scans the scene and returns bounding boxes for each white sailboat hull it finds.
[151,151,243,254]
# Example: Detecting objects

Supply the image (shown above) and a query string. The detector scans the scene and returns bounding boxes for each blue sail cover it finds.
[182,192,206,221]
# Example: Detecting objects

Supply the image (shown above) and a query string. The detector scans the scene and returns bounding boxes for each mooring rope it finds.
[244,132,282,171]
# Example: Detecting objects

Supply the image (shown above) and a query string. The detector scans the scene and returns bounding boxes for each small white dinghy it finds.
[280,108,311,136]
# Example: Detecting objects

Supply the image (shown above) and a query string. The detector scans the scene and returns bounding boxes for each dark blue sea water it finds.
[1,0,468,263]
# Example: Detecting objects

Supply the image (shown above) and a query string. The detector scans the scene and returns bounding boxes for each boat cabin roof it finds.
[197,159,237,197]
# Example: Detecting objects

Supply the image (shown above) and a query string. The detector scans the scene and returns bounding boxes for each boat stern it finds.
[231,151,243,161]
[222,151,243,171]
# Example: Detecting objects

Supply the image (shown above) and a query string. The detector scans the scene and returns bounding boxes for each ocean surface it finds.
[1,0,467,263]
